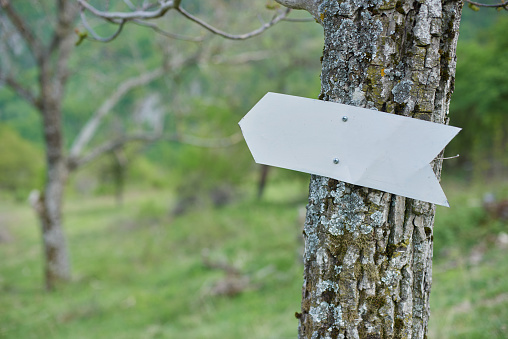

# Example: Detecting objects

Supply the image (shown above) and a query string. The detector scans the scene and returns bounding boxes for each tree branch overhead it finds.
[77,0,291,42]
[0,0,45,60]
[464,0,508,9]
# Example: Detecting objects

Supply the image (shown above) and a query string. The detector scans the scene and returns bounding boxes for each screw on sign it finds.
[239,92,460,207]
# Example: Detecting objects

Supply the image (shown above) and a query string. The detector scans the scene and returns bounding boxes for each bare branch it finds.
[78,0,291,41]
[0,0,44,59]
[77,0,176,21]
[69,43,204,165]
[79,7,202,43]
[131,19,204,42]
[70,131,243,170]
[69,67,165,160]
[51,2,80,87]
[49,1,79,50]
[0,72,39,108]
[80,10,126,42]
[69,132,161,170]
[175,7,291,40]
[464,0,508,8]
[122,0,136,11]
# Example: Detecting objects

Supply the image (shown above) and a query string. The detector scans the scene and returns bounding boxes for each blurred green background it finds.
[1,2,507,338]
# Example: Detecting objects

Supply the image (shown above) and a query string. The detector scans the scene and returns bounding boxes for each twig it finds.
[0,72,39,108]
[122,0,136,11]
[80,10,126,42]
[464,0,508,8]
[78,0,291,41]
[69,132,162,169]
[69,67,165,159]
[70,131,243,170]
[77,0,175,21]
[131,20,204,42]
[436,154,460,160]
[176,7,291,40]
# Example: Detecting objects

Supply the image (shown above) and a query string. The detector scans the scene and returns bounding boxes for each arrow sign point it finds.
[239,93,460,207]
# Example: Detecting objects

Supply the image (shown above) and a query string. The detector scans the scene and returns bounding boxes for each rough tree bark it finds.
[276,0,462,337]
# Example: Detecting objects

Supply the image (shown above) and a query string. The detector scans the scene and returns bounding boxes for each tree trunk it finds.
[113,149,127,206]
[39,157,70,291]
[35,6,76,287]
[276,0,463,337]
[34,1,77,291]
[30,100,71,290]
[38,79,71,291]
[257,165,270,199]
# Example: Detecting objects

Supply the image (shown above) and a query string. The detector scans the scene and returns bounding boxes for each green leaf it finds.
[468,3,480,11]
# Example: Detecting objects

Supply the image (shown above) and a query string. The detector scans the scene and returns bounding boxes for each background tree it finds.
[0,0,80,290]
[0,0,293,291]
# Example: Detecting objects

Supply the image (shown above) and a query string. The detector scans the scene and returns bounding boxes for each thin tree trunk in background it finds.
[257,165,270,199]
[113,149,127,206]
[39,159,70,291]
[38,66,71,290]
[35,1,77,289]
[276,0,463,337]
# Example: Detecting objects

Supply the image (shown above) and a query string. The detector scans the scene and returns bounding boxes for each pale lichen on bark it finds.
[275,0,463,337]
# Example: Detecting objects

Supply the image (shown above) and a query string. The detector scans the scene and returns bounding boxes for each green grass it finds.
[1,178,507,338]
[429,179,508,338]
[429,247,508,338]
[0,182,307,339]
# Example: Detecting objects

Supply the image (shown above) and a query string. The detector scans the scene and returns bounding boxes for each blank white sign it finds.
[239,92,460,207]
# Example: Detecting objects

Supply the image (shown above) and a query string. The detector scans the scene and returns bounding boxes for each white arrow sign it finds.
[239,92,460,207]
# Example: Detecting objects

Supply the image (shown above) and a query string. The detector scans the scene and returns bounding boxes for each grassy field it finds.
[1,178,507,338]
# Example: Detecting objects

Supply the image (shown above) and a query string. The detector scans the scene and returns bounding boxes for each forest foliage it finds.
[447,11,508,177]
[0,125,43,198]
[0,3,506,196]
[0,1,322,199]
